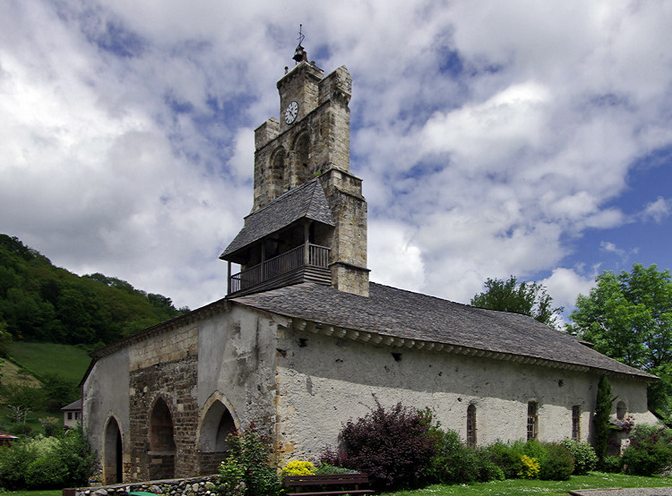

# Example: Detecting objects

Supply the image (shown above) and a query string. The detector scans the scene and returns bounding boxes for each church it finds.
[81,46,657,484]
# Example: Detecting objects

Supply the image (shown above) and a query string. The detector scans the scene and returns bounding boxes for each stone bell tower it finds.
[220,45,369,297]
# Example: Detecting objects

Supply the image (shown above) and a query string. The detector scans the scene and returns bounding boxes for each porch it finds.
[227,243,331,296]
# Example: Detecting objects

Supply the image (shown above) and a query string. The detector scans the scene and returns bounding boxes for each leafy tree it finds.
[471,276,563,329]
[568,264,672,417]
[1,383,44,426]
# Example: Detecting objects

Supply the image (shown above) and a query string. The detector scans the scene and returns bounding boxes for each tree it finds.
[593,376,615,464]
[470,276,563,329]
[1,383,44,426]
[568,264,672,417]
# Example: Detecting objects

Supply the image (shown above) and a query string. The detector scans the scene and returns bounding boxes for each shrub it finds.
[0,438,37,489]
[314,463,358,475]
[0,427,94,490]
[424,428,503,485]
[518,454,540,479]
[217,424,281,496]
[486,440,525,479]
[538,443,574,481]
[561,439,597,474]
[601,455,622,473]
[336,400,436,491]
[25,456,68,489]
[621,424,672,476]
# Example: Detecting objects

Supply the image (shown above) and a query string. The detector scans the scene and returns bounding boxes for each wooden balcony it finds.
[228,244,331,296]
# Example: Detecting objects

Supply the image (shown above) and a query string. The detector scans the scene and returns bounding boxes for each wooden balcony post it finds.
[304,223,310,265]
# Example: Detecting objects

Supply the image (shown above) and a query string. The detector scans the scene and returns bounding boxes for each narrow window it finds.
[572,405,581,440]
[466,404,477,447]
[527,402,538,440]
[68,412,73,420]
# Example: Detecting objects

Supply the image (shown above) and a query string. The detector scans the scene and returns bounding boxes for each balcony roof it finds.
[221,179,335,261]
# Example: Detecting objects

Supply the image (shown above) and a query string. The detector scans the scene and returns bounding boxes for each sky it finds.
[1,1,671,321]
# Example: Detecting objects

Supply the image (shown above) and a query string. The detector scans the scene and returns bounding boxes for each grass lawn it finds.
[381,472,672,495]
[3,492,62,496]
[8,342,91,383]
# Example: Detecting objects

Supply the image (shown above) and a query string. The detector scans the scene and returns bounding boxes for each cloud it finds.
[541,267,597,313]
[642,197,671,223]
[2,0,672,312]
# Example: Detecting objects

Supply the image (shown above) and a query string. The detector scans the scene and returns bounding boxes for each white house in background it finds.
[62,398,82,428]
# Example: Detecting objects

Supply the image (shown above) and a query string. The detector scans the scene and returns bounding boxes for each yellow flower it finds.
[282,460,317,476]
[518,455,540,479]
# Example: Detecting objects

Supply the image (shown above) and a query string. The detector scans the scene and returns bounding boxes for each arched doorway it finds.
[148,398,175,480]
[198,400,236,474]
[103,417,123,484]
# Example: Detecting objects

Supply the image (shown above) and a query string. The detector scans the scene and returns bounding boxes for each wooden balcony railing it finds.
[229,244,330,294]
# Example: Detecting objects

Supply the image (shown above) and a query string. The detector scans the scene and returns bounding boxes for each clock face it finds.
[284,101,299,124]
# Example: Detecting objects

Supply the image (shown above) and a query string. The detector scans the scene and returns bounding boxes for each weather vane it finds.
[292,24,307,64]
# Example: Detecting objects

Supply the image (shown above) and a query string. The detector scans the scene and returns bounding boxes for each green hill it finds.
[8,342,91,384]
[0,233,189,347]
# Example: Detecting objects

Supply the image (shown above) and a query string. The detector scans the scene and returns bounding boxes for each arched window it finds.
[616,401,627,420]
[466,404,477,447]
[270,147,286,198]
[294,133,311,183]
[149,398,176,480]
[200,400,236,452]
[149,398,175,452]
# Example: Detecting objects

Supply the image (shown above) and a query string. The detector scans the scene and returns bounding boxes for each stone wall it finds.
[66,475,220,496]
[129,354,200,481]
[273,323,657,463]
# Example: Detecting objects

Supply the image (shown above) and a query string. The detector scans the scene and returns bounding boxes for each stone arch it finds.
[292,132,312,184]
[270,146,286,198]
[148,397,175,479]
[103,415,123,484]
[197,393,240,475]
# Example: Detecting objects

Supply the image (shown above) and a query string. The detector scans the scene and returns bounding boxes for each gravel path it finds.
[569,489,672,496]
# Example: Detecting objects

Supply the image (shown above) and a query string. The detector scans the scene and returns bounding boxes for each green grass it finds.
[8,342,91,383]
[381,472,672,495]
[2,491,62,496]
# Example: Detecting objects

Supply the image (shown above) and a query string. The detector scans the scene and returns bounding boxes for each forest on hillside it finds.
[0,234,189,348]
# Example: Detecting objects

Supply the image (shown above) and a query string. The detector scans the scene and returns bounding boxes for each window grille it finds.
[527,402,538,440]
[466,404,477,447]
[572,405,581,440]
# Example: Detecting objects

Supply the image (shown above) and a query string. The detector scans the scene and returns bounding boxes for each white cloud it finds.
[642,197,671,223]
[2,0,672,311]
[541,268,597,313]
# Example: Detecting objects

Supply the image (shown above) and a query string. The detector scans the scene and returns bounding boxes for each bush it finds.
[538,443,574,481]
[0,427,94,490]
[335,400,436,491]
[0,438,37,489]
[621,425,672,476]
[601,455,622,473]
[486,440,526,479]
[561,439,597,475]
[217,424,281,496]
[424,428,502,485]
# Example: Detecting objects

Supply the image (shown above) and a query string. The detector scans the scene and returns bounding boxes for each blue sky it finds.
[1,1,671,322]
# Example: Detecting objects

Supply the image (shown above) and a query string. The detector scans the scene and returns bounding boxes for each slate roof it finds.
[233,282,655,380]
[221,179,335,260]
